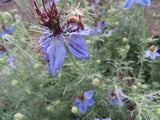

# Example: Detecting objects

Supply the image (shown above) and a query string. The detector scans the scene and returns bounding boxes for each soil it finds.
[0,0,159,36]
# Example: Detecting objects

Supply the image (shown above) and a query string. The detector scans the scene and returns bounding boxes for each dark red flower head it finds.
[33,0,61,35]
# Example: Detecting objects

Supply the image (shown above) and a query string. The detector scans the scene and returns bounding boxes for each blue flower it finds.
[108,87,126,107]
[91,0,100,11]
[75,91,94,113]
[144,46,160,60]
[94,118,111,120]
[34,0,92,78]
[123,0,151,9]
[92,22,108,35]
[0,27,14,37]
[39,31,90,78]
[7,57,16,70]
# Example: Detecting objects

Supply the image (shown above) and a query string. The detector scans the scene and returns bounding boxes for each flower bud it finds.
[2,34,14,45]
[108,8,118,15]
[11,80,19,87]
[14,113,24,120]
[56,100,61,105]
[39,84,44,88]
[1,11,13,22]
[96,59,101,64]
[0,58,5,64]
[115,22,119,25]
[141,84,148,89]
[156,108,160,117]
[92,78,100,86]
[131,85,137,90]
[71,106,78,113]
[125,45,130,50]
[137,82,142,87]
[33,63,40,70]
[86,40,91,45]
[122,37,128,42]
[46,105,53,112]
[11,9,18,14]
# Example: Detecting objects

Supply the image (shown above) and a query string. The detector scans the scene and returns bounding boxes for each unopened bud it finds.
[122,37,128,42]
[86,40,91,45]
[56,100,61,105]
[33,63,40,70]
[46,105,53,112]
[11,80,19,87]
[14,113,24,120]
[92,78,100,86]
[71,106,78,113]
[96,59,101,64]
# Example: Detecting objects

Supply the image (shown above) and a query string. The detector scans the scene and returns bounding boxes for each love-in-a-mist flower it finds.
[123,0,151,9]
[75,91,94,113]
[33,0,92,78]
[91,0,100,11]
[94,118,111,120]
[0,25,14,37]
[144,46,160,60]
[108,87,126,107]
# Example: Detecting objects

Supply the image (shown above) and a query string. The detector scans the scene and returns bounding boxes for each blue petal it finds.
[150,54,156,60]
[116,99,123,107]
[7,57,15,63]
[47,38,66,78]
[5,27,14,34]
[135,0,151,6]
[85,98,94,106]
[94,119,100,120]
[93,28,102,34]
[0,32,4,37]
[109,99,116,105]
[123,0,135,9]
[84,91,93,99]
[66,34,89,59]
[102,118,111,120]
[108,29,115,36]
[79,102,87,113]
[74,98,81,107]
[75,27,93,36]
[39,36,52,60]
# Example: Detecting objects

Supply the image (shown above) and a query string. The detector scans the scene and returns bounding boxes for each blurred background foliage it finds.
[0,0,160,120]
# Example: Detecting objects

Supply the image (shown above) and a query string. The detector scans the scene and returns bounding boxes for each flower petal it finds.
[135,0,151,6]
[74,98,81,107]
[123,0,135,9]
[66,34,89,59]
[79,102,87,113]
[94,119,100,120]
[116,99,123,107]
[47,37,66,78]
[76,27,93,36]
[150,54,156,60]
[109,99,116,105]
[84,91,93,99]
[5,27,14,34]
[102,118,111,120]
[0,32,4,37]
[85,98,94,106]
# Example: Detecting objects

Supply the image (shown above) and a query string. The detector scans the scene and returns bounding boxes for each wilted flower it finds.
[144,46,160,60]
[33,0,92,78]
[108,87,126,107]
[94,118,111,120]
[75,91,94,113]
[123,0,151,9]
[92,78,100,86]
